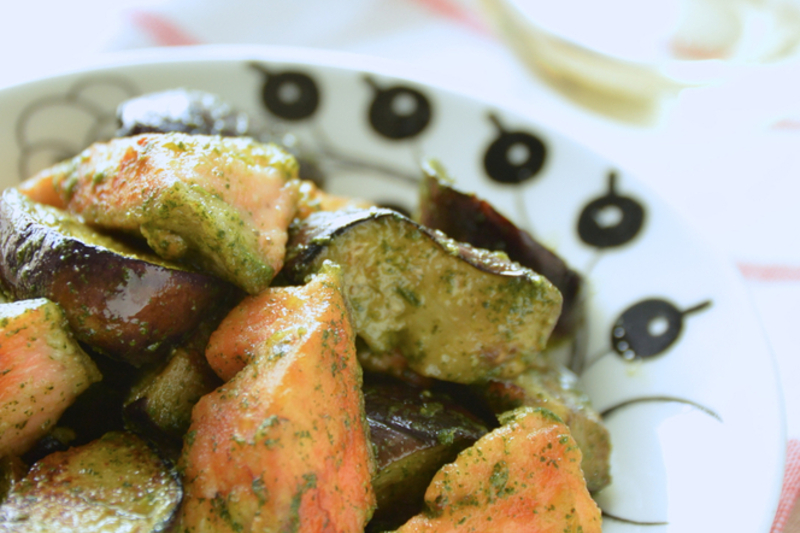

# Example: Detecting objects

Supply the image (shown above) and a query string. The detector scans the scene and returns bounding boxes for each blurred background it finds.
[3,0,800,528]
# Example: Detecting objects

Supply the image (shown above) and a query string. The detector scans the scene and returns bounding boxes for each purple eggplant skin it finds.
[418,160,584,340]
[116,88,251,138]
[0,432,182,532]
[0,188,241,367]
[285,207,562,384]
[364,375,488,531]
[123,318,225,460]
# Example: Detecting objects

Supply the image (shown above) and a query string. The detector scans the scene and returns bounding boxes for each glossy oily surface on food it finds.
[34,132,300,294]
[482,361,611,493]
[286,208,563,384]
[0,299,101,457]
[0,188,237,366]
[0,48,784,533]
[0,431,182,531]
[396,407,602,533]
[179,264,375,533]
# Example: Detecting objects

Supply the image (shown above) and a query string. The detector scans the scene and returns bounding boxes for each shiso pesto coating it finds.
[286,207,563,384]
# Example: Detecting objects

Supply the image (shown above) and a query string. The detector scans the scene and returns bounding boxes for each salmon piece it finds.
[32,133,300,294]
[205,262,353,381]
[396,407,602,533]
[179,262,375,532]
[17,173,65,209]
[0,299,101,457]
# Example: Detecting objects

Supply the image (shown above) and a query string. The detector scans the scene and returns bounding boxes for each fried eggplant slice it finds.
[0,432,182,531]
[27,132,299,294]
[124,324,224,457]
[0,188,239,366]
[116,88,251,138]
[480,361,612,492]
[285,208,562,384]
[0,298,101,457]
[396,407,602,533]
[179,263,375,533]
[364,377,487,531]
[418,160,584,340]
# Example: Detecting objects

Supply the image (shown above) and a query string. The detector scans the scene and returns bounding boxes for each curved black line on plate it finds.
[364,76,432,140]
[309,127,421,186]
[16,95,106,148]
[578,171,645,249]
[17,140,91,183]
[601,510,669,526]
[483,113,547,185]
[65,75,139,103]
[611,298,713,360]
[249,63,320,121]
[600,396,722,422]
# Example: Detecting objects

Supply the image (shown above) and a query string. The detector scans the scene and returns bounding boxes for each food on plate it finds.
[0,87,610,532]
[0,431,182,530]
[0,188,239,366]
[116,88,252,138]
[364,376,488,530]
[123,322,224,456]
[179,263,375,532]
[285,207,563,384]
[23,132,300,294]
[395,407,602,533]
[480,361,612,493]
[0,298,101,457]
[418,160,584,341]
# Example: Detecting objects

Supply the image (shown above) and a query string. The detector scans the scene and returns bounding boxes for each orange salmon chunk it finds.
[179,263,375,532]
[33,133,300,294]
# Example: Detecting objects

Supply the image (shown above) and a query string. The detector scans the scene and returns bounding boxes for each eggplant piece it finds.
[0,456,26,505]
[33,133,299,294]
[123,320,224,457]
[479,361,611,492]
[418,160,584,341]
[0,188,239,366]
[0,432,182,531]
[364,377,488,531]
[116,88,251,138]
[285,208,562,384]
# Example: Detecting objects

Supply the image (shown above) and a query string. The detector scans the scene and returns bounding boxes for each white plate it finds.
[0,45,784,532]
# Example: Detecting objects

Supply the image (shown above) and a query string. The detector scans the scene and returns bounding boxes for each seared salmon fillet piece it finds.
[0,299,101,457]
[179,263,375,532]
[28,133,300,294]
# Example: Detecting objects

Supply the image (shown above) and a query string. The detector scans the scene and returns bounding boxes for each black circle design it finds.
[578,171,645,248]
[611,298,711,360]
[611,299,683,359]
[366,77,431,140]
[251,65,320,121]
[483,113,547,184]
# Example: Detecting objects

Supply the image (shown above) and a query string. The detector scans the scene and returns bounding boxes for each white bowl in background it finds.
[0,45,784,532]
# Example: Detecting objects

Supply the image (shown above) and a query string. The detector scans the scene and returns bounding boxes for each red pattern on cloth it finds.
[407,0,491,34]
[773,440,800,532]
[128,10,201,46]
[738,263,800,282]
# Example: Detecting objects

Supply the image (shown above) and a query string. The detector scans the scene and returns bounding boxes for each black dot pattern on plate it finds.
[578,171,645,248]
[251,64,320,121]
[611,298,712,360]
[483,113,547,185]
[365,77,431,140]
